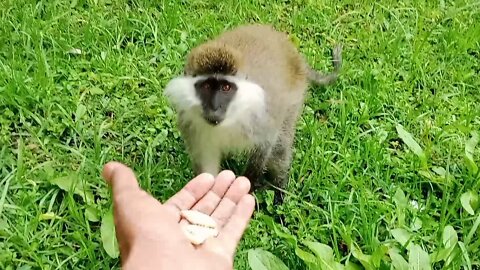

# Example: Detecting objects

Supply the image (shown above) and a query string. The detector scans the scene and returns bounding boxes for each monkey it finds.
[163,24,342,203]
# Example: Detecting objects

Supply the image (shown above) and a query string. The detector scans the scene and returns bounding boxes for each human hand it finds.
[102,162,255,270]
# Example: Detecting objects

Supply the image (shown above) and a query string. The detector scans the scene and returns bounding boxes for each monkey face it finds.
[164,74,266,130]
[194,76,238,126]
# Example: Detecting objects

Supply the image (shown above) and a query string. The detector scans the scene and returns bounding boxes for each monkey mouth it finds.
[204,116,222,126]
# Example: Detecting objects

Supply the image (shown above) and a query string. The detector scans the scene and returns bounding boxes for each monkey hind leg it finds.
[264,169,287,205]
[243,145,274,193]
[265,141,294,204]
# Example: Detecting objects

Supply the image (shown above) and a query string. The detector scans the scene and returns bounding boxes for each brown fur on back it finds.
[215,25,309,90]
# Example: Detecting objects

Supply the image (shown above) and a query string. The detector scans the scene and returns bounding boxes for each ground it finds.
[0,0,479,269]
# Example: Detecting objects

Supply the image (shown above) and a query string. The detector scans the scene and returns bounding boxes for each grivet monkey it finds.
[164,24,342,202]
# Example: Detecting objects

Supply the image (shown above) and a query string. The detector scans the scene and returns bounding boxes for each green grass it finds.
[1,0,479,269]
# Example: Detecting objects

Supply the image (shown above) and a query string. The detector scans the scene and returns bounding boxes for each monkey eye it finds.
[201,83,210,91]
[221,83,231,92]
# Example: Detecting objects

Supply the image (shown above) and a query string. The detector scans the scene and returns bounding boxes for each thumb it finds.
[102,161,141,196]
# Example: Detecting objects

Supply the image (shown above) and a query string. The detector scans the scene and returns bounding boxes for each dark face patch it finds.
[194,76,238,126]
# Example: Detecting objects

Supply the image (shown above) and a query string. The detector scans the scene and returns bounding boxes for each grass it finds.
[0,0,479,269]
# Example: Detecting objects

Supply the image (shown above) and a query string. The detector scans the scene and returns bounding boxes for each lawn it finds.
[1,0,479,269]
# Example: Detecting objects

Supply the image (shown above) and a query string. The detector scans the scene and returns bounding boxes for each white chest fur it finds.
[164,75,269,174]
[187,109,257,154]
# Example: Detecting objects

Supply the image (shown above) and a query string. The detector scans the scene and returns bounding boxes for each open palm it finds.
[102,162,255,270]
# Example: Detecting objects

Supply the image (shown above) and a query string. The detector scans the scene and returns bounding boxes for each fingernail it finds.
[219,170,235,179]
[197,173,215,183]
[236,177,251,190]
[102,161,120,183]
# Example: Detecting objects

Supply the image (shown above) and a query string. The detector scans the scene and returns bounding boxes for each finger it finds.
[190,170,236,215]
[165,173,215,213]
[102,161,141,198]
[211,176,251,227]
[214,195,255,256]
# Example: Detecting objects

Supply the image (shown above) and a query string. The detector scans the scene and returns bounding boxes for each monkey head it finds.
[184,42,244,126]
[164,42,265,128]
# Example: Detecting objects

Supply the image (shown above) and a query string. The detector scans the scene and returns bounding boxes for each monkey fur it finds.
[164,24,342,203]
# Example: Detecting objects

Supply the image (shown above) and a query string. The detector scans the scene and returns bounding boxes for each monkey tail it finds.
[307,44,342,86]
